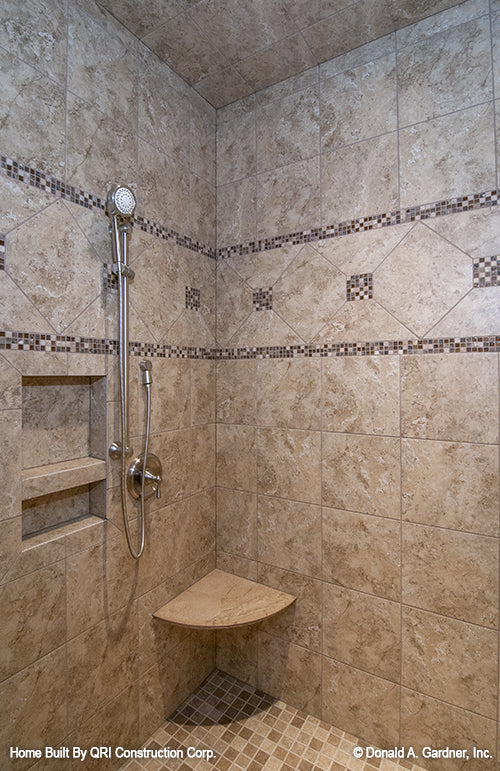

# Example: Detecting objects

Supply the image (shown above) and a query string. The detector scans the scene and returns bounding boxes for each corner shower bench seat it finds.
[153,569,296,629]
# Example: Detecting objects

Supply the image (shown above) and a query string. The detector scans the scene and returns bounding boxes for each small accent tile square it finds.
[473,255,499,287]
[347,273,373,301]
[186,286,201,310]
[0,233,5,270]
[103,264,118,292]
[253,288,273,311]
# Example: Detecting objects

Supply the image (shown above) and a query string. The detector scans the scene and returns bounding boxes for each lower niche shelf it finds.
[153,569,296,629]
[22,456,107,500]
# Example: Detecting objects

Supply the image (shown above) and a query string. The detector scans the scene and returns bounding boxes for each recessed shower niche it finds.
[21,375,107,539]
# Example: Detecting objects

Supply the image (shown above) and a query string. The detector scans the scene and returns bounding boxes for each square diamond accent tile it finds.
[473,256,499,287]
[186,286,201,310]
[253,288,273,311]
[346,273,373,301]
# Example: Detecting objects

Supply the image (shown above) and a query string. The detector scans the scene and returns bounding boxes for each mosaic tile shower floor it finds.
[120,670,426,771]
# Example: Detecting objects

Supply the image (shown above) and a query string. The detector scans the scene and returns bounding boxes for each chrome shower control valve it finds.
[127,452,162,500]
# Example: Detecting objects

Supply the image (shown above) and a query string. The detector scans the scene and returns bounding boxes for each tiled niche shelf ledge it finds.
[153,569,296,629]
[22,456,107,500]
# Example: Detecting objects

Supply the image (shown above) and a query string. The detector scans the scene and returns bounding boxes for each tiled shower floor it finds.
[120,670,426,771]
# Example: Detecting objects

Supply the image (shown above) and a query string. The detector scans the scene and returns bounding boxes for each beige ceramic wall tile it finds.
[217,488,257,559]
[322,433,401,518]
[272,244,345,342]
[322,507,401,601]
[399,104,495,208]
[0,562,66,681]
[137,140,190,236]
[217,424,257,491]
[319,33,395,81]
[0,177,54,236]
[402,522,498,627]
[229,244,302,288]
[189,174,216,248]
[228,309,299,347]
[322,657,400,747]
[257,495,321,577]
[313,298,412,344]
[256,67,318,108]
[216,260,253,345]
[321,132,398,224]
[402,438,499,535]
[257,635,322,717]
[22,486,90,539]
[0,50,66,175]
[323,583,401,682]
[398,15,492,127]
[256,157,320,239]
[216,360,257,424]
[66,541,106,639]
[314,222,413,276]
[395,0,488,47]
[374,222,472,337]
[190,427,216,494]
[257,428,321,503]
[190,360,215,426]
[236,34,316,94]
[400,689,496,771]
[256,358,321,430]
[321,53,397,151]
[0,648,67,770]
[257,564,322,651]
[217,177,257,246]
[428,288,500,337]
[402,606,498,717]
[0,518,21,586]
[216,625,259,686]
[0,354,21,410]
[256,86,320,173]
[148,429,191,505]
[190,92,216,187]
[0,410,21,522]
[425,205,500,259]
[322,356,400,435]
[216,110,256,186]
[401,353,499,443]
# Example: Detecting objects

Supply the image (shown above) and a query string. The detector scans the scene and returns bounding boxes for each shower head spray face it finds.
[106,185,136,219]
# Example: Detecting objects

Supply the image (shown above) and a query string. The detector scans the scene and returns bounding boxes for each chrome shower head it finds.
[106,185,136,220]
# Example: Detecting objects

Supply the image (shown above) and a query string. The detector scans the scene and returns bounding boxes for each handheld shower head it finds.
[106,185,136,220]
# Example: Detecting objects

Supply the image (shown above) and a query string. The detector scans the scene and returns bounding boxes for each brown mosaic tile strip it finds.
[1,331,499,359]
[0,233,5,270]
[103,263,118,293]
[253,288,273,311]
[473,255,499,287]
[118,669,426,771]
[217,190,499,259]
[347,273,373,301]
[0,155,216,260]
[185,287,201,310]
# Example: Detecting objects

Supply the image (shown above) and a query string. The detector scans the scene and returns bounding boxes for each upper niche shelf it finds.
[153,569,296,629]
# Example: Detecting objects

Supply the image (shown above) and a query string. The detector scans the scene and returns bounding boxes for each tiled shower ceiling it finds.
[98,0,466,108]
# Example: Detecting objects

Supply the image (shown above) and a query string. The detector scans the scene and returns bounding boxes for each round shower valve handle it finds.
[127,452,162,500]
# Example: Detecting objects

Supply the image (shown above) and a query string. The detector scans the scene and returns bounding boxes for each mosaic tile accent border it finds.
[473,256,499,287]
[217,191,499,259]
[1,330,499,359]
[185,287,201,310]
[347,273,373,301]
[0,155,216,260]
[0,233,5,270]
[103,264,118,293]
[253,288,273,311]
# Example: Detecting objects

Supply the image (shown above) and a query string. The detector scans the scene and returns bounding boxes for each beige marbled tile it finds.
[428,287,500,338]
[257,495,321,578]
[257,564,322,651]
[322,507,401,601]
[322,356,399,435]
[0,272,53,338]
[217,488,257,560]
[236,33,316,94]
[136,584,190,675]
[257,428,321,503]
[374,222,472,337]
[229,244,302,288]
[2,526,66,586]
[321,52,397,151]
[401,353,498,443]
[273,244,345,342]
[217,424,257,492]
[322,433,401,519]
[321,131,398,226]
[314,221,413,276]
[313,297,412,344]
[191,360,215,427]
[189,173,216,248]
[257,635,322,717]
[0,648,67,770]
[0,351,68,377]
[319,33,396,80]
[256,157,320,240]
[218,93,256,124]
[165,309,216,349]
[217,360,257,424]
[137,140,190,236]
[66,93,137,194]
[399,104,495,209]
[322,657,400,748]
[67,605,138,725]
[323,583,401,682]
[98,0,183,39]
[0,354,21,410]
[228,309,298,347]
[185,489,216,566]
[67,0,138,127]
[426,204,500,259]
[0,174,55,236]
[256,86,319,173]
[22,485,91,539]
[66,541,105,639]
[216,259,253,345]
[256,358,321,430]
[402,606,497,717]
[0,49,65,174]
[216,624,259,686]
[400,689,496,771]
[217,177,257,246]
[398,15,492,127]
[148,428,191,506]
[216,552,259,580]
[216,109,256,186]
[0,517,21,585]
[395,0,488,47]
[0,409,21,522]
[0,562,66,681]
[144,357,191,433]
[194,66,255,111]
[256,67,318,108]
[190,91,216,187]
[402,438,499,535]
[402,522,498,627]
[7,201,102,335]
